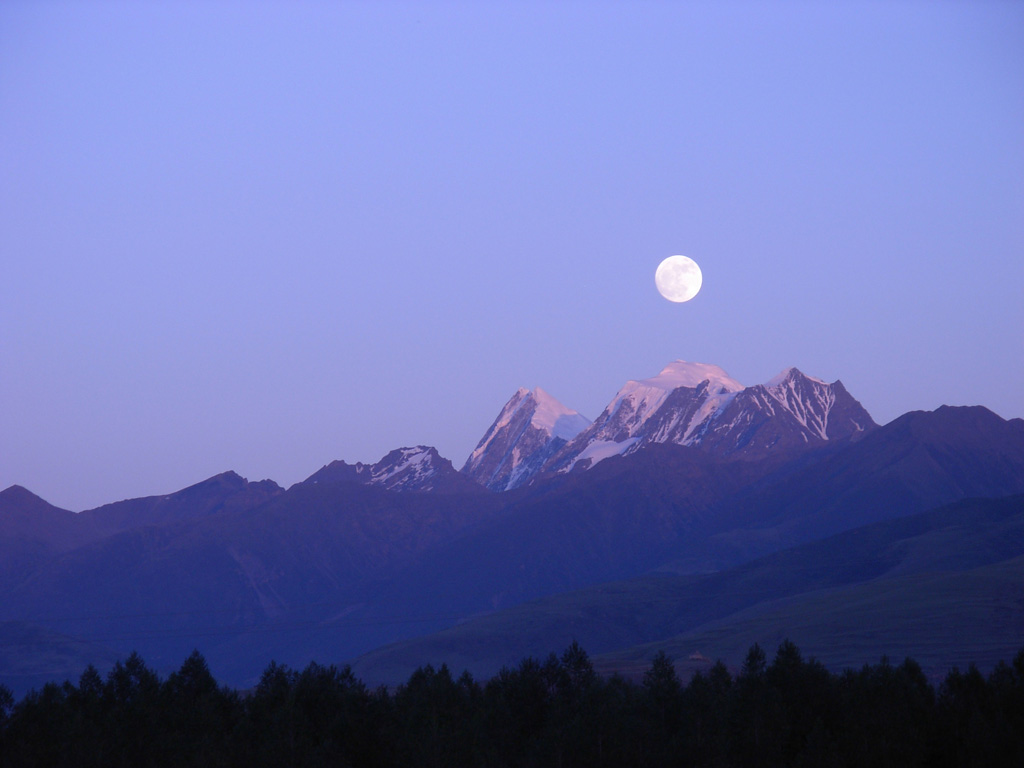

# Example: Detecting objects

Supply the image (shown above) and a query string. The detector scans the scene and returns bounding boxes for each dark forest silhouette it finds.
[2,641,1022,767]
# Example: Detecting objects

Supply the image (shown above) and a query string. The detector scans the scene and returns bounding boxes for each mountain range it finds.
[2,360,1023,695]
[461,362,876,489]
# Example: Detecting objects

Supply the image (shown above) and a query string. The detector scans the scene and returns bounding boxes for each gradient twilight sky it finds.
[2,2,1022,511]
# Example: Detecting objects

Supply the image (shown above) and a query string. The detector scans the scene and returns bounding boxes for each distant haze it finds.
[1,2,1021,510]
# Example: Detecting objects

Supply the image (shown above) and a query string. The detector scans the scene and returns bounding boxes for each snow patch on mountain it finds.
[762,369,835,439]
[369,447,432,485]
[568,437,639,471]
[304,446,471,493]
[531,387,592,441]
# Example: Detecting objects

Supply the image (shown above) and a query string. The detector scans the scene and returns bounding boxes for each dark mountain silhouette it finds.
[1,382,1021,693]
[76,470,284,540]
[695,405,1024,564]
[0,473,283,599]
[0,485,78,549]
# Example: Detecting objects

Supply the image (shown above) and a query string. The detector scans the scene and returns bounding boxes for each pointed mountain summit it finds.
[461,387,591,491]
[0,485,80,554]
[0,484,72,518]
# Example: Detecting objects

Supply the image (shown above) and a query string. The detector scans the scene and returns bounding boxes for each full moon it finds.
[655,255,702,302]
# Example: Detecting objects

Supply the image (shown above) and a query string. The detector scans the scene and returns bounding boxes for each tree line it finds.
[1,640,1022,767]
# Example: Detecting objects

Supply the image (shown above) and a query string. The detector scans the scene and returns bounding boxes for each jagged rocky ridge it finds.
[303,445,481,494]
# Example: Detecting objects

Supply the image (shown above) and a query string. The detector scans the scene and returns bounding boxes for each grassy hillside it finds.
[599,554,1024,682]
[0,621,121,697]
[352,494,1024,684]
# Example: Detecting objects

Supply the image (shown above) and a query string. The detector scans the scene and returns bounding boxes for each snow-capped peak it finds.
[464,387,589,472]
[529,387,591,442]
[643,361,745,393]
[461,387,591,491]
[603,361,744,430]
[366,446,453,491]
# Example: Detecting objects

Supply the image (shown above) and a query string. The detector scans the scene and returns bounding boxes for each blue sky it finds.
[2,1,1022,511]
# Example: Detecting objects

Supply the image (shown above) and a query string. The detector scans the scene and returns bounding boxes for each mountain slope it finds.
[76,471,284,541]
[598,553,1024,682]
[350,493,1024,684]
[347,444,809,623]
[0,486,83,588]
[0,485,79,548]
[699,405,1024,563]
[0,473,286,599]
[0,477,508,678]
[694,367,875,455]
